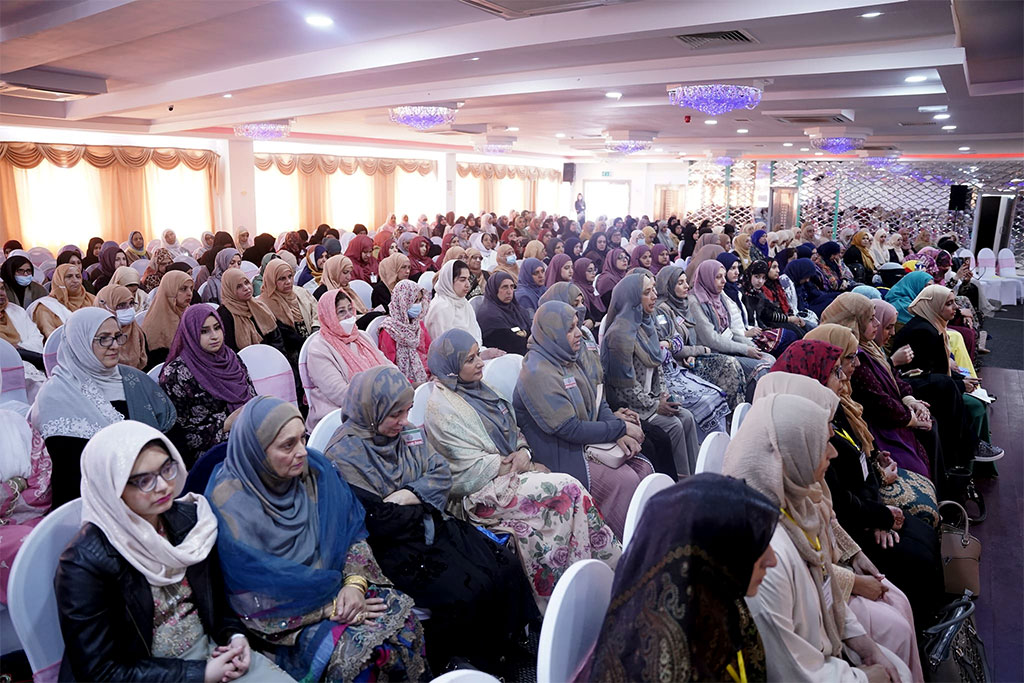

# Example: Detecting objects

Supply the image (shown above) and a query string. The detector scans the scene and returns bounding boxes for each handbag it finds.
[938,500,982,596]
[584,384,627,468]
[922,591,990,682]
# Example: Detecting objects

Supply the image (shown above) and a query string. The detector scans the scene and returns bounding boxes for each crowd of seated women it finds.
[0,211,1009,682]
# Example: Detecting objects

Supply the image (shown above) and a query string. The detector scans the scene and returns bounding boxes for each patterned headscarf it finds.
[769,339,842,385]
[380,279,429,385]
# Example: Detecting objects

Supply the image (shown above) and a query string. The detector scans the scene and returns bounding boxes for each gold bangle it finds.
[331,598,338,617]
[343,575,369,593]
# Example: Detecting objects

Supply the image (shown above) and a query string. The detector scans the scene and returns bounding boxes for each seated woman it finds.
[495,244,521,278]
[205,396,426,682]
[112,265,147,311]
[343,234,379,284]
[544,253,573,290]
[216,268,285,357]
[258,259,319,369]
[465,248,489,298]
[843,229,878,284]
[595,248,628,309]
[56,421,289,682]
[425,260,502,360]
[513,301,651,538]
[95,284,148,370]
[305,289,393,431]
[654,265,746,409]
[29,264,95,339]
[584,474,779,681]
[142,270,193,368]
[407,236,437,279]
[160,306,256,466]
[718,252,798,358]
[515,257,547,317]
[91,243,128,291]
[689,260,773,391]
[572,257,605,325]
[476,271,531,355]
[784,257,841,318]
[124,230,150,264]
[325,366,537,672]
[773,335,944,633]
[296,245,326,292]
[891,284,1002,473]
[424,329,620,611]
[200,248,241,304]
[141,248,174,293]
[601,273,701,477]
[0,286,46,393]
[741,259,807,344]
[0,408,51,605]
[1,254,48,311]
[378,279,431,387]
[372,252,411,311]
[815,241,855,293]
[725,394,912,683]
[30,307,176,508]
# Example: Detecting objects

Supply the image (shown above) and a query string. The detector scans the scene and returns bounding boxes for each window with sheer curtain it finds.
[328,169,374,230]
[10,158,106,250]
[254,166,300,236]
[455,174,481,217]
[496,176,526,215]
[395,169,440,222]
[537,177,561,214]
[145,163,213,239]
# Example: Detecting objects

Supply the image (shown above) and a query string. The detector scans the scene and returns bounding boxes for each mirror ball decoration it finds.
[233,122,291,140]
[388,105,457,130]
[667,84,762,116]
[810,136,866,154]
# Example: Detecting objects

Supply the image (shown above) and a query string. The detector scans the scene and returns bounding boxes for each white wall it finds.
[572,160,688,218]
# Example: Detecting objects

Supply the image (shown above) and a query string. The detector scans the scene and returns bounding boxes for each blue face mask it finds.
[505,255,516,265]
[14,274,33,287]
[407,303,422,319]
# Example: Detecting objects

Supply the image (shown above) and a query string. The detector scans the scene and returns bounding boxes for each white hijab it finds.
[0,409,33,481]
[424,259,482,344]
[81,420,218,586]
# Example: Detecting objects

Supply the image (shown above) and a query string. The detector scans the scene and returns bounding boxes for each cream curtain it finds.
[0,141,218,248]
[456,162,561,182]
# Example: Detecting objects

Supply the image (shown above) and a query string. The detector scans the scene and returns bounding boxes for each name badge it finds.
[584,341,599,353]
[859,452,869,480]
[656,314,668,325]
[401,428,424,447]
[822,574,834,611]
[511,326,521,333]
[563,375,578,390]
[499,404,509,415]
[370,274,378,283]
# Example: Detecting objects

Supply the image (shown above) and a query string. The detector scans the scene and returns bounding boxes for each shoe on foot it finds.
[974,441,1004,462]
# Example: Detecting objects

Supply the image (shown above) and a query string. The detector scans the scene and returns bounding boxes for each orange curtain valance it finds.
[457,162,561,182]
[0,141,220,189]
[254,153,435,177]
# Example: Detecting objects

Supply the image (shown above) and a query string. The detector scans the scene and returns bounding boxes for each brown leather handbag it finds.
[938,500,981,597]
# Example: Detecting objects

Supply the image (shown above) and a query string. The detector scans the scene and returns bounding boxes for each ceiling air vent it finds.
[0,82,88,101]
[862,144,899,151]
[897,121,937,127]
[773,114,852,124]
[456,0,636,20]
[674,29,757,50]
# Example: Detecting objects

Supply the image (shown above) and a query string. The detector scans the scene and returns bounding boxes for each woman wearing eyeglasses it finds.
[55,420,291,682]
[95,284,148,370]
[29,308,176,507]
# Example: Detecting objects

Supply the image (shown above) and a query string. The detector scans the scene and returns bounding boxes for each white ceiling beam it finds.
[66,0,906,120]
[146,39,964,134]
[0,0,140,43]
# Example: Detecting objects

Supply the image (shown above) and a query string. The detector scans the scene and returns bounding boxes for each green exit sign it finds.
[601,171,611,177]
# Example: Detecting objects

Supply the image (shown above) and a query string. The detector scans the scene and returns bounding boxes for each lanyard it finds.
[780,507,821,552]
[726,650,747,683]
[833,426,859,451]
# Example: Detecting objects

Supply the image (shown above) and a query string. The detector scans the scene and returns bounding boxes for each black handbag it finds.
[921,591,991,682]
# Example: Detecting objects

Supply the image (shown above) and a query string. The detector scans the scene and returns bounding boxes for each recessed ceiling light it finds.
[505,126,519,132]
[555,133,566,138]
[814,152,824,156]
[605,91,622,100]
[800,147,810,151]
[933,113,951,120]
[654,147,664,152]
[860,11,882,18]
[736,128,749,134]
[918,105,948,113]
[466,57,480,61]
[959,146,971,151]
[704,119,717,125]
[942,125,957,131]
[782,142,793,147]
[222,93,232,98]
[904,75,928,83]
[305,14,333,27]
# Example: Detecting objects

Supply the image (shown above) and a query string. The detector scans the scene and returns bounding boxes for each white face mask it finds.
[339,316,356,334]
[116,309,136,326]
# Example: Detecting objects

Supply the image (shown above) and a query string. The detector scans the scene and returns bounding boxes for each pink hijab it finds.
[693,260,730,330]
[316,289,390,374]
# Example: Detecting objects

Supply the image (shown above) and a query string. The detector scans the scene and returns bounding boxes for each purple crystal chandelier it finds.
[606,139,652,154]
[233,121,291,140]
[667,84,762,116]
[388,105,457,130]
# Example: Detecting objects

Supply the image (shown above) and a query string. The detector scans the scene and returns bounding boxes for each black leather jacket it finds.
[55,501,244,682]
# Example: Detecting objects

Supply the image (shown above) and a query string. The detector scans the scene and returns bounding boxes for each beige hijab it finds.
[80,421,217,586]
[722,392,847,656]
[259,260,304,328]
[50,264,96,311]
[142,270,192,350]
[220,268,277,349]
[322,255,368,315]
[907,284,953,372]
[804,323,875,453]
[378,253,410,291]
[95,284,148,370]
[111,266,147,311]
